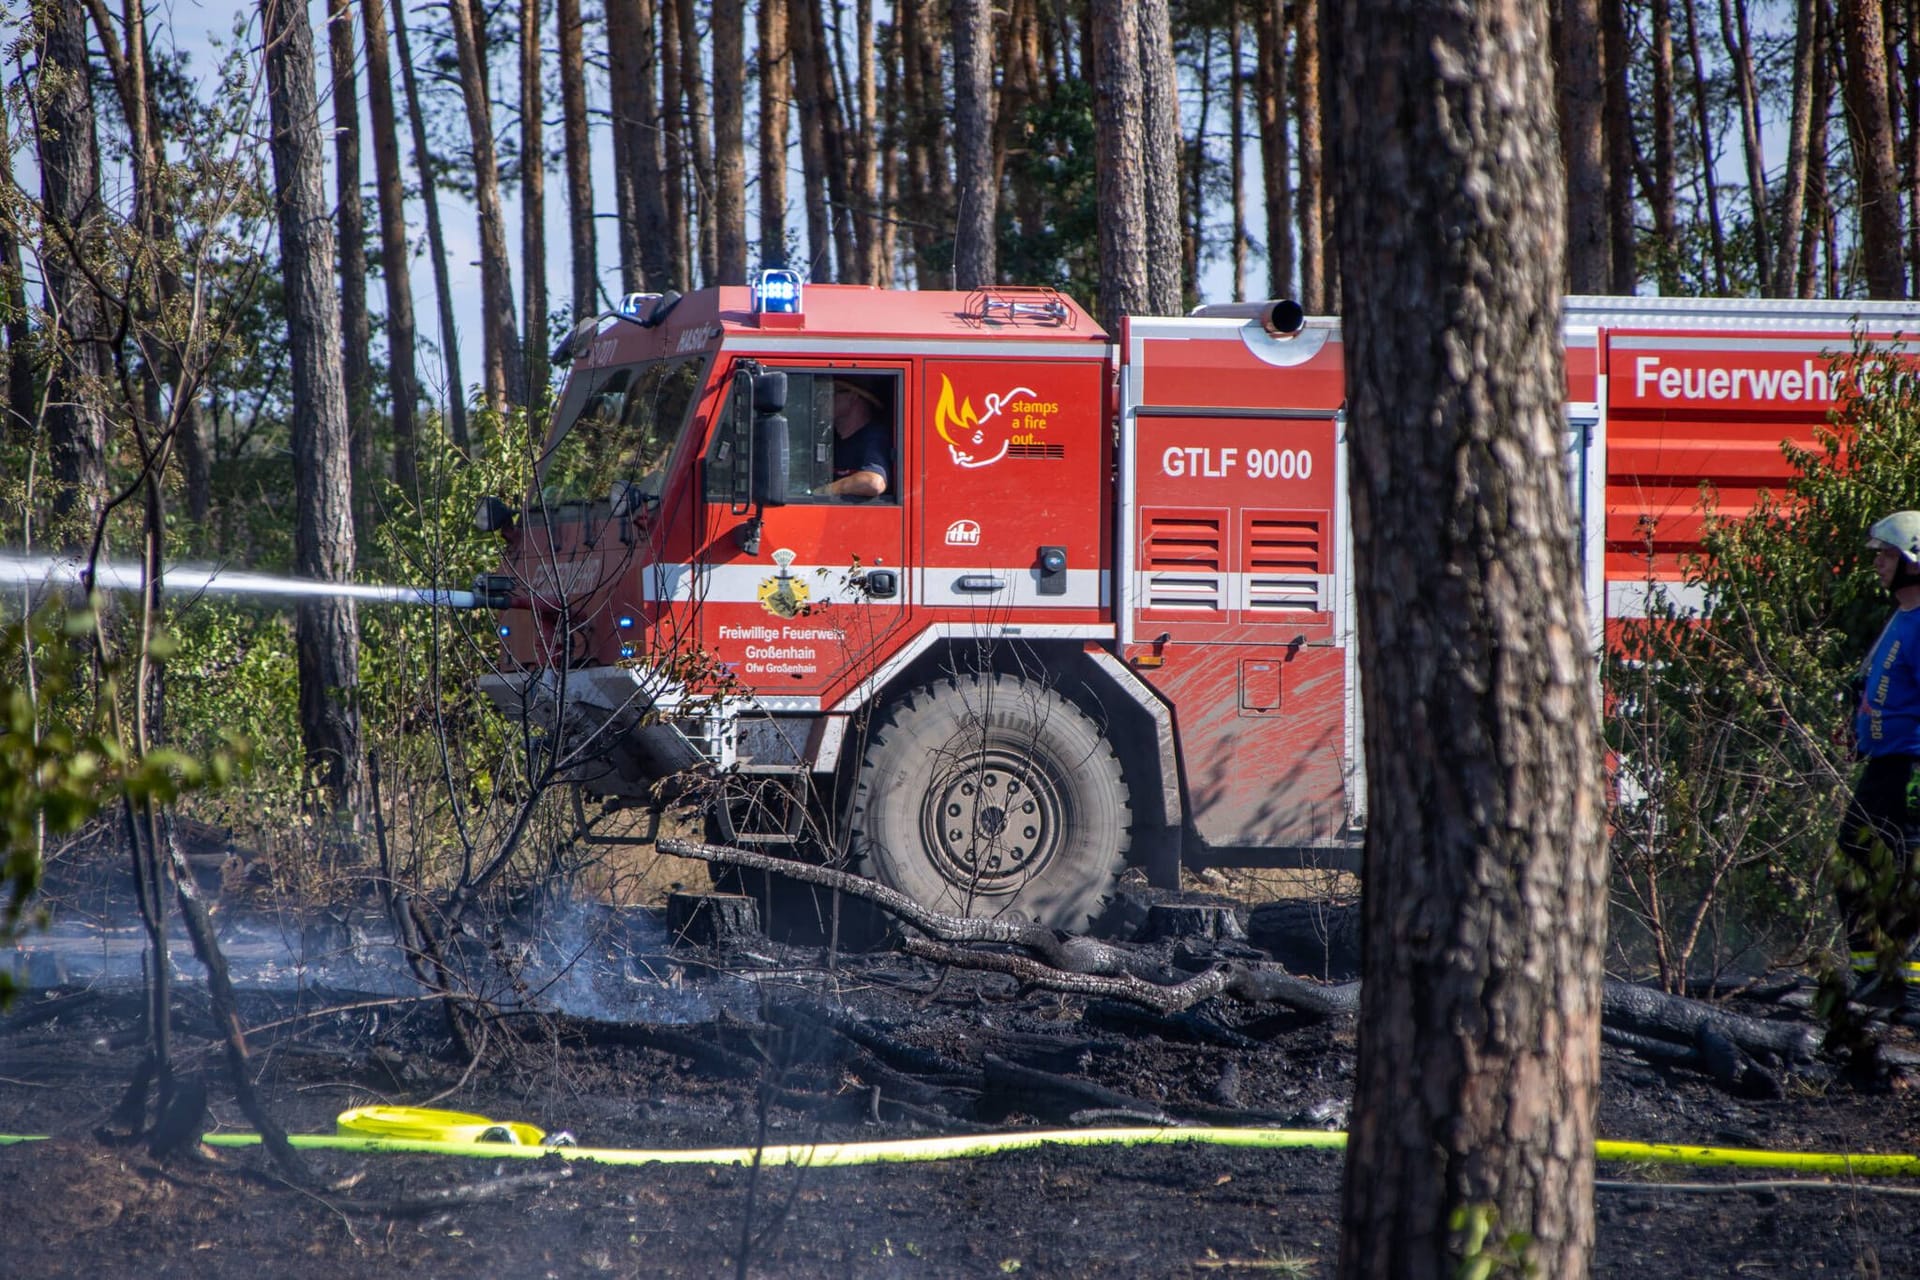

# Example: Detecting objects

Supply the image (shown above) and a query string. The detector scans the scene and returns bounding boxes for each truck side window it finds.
[704,370,900,505]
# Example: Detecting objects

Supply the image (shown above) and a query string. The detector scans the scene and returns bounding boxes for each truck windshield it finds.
[537,356,706,506]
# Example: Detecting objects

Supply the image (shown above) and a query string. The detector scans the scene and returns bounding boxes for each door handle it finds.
[862,569,899,598]
[955,575,1006,592]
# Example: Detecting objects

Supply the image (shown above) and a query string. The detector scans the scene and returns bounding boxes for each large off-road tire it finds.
[851,673,1131,931]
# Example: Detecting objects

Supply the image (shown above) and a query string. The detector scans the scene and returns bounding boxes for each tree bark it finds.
[1559,0,1610,291]
[391,0,468,446]
[789,0,836,278]
[446,0,527,409]
[1229,10,1248,300]
[1718,0,1771,293]
[1255,0,1293,301]
[520,0,549,405]
[758,0,790,267]
[1599,0,1635,292]
[326,0,373,532]
[1838,0,1905,297]
[1091,0,1148,331]
[1682,0,1728,292]
[712,0,748,281]
[34,0,110,543]
[1771,0,1816,298]
[1294,0,1326,312]
[555,0,596,319]
[1328,0,1604,1273]
[1650,0,1678,293]
[660,0,693,286]
[951,0,998,288]
[361,0,421,495]
[0,91,31,444]
[674,0,717,287]
[1138,0,1183,313]
[261,0,363,819]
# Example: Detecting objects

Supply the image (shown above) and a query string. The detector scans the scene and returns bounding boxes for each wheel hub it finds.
[920,748,1064,897]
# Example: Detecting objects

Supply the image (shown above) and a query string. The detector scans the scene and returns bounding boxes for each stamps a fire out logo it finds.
[933,374,1058,469]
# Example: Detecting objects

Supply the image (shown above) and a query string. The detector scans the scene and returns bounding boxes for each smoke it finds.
[0,552,479,610]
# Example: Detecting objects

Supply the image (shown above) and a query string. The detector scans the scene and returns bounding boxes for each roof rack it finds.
[968,285,1073,327]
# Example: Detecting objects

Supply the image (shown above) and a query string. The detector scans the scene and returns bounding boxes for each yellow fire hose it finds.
[3,1108,1918,1177]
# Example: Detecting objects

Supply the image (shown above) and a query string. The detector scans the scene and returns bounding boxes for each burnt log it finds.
[665,892,761,947]
[1601,979,1820,1064]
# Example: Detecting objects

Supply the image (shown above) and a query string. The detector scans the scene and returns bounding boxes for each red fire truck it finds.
[477,276,1920,930]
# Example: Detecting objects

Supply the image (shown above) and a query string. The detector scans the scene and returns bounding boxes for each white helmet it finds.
[1867,510,1920,566]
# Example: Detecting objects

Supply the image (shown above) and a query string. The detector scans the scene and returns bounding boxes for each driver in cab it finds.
[822,379,892,499]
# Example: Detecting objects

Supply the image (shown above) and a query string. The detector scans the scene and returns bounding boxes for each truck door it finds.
[694,361,912,710]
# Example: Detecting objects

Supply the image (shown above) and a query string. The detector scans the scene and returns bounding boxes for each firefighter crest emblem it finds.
[757,548,810,618]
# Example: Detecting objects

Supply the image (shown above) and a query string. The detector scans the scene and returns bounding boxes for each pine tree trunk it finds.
[361,0,421,495]
[1138,0,1183,313]
[34,0,110,541]
[713,0,748,281]
[852,0,879,281]
[1772,0,1816,298]
[392,0,468,446]
[1,92,31,446]
[1559,0,1610,291]
[557,0,597,318]
[951,0,998,288]
[675,0,717,286]
[758,0,790,267]
[1255,0,1293,301]
[1327,0,1603,1269]
[261,0,363,818]
[1599,0,1636,292]
[1838,0,1906,297]
[1229,9,1248,301]
[660,0,693,287]
[808,0,857,281]
[1091,0,1148,331]
[447,0,526,408]
[1718,0,1772,292]
[1683,0,1729,292]
[1651,0,1679,293]
[521,0,549,404]
[327,0,374,533]
[1806,0,1833,296]
[789,0,836,279]
[1185,29,1211,297]
[1294,0,1326,312]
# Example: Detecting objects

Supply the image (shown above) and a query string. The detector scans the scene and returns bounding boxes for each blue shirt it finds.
[1857,605,1920,756]
[832,422,892,487]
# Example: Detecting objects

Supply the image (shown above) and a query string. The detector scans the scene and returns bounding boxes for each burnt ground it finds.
[3,880,1919,1279]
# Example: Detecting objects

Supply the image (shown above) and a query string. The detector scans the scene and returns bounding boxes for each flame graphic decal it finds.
[933,375,1010,469]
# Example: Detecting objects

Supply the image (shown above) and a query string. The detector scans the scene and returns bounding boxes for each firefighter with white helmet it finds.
[1836,509,1920,1004]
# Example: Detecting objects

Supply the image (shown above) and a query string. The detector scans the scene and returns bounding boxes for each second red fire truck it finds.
[476,275,1920,930]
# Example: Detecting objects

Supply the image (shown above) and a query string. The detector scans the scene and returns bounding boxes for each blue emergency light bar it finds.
[619,291,660,318]
[753,269,804,315]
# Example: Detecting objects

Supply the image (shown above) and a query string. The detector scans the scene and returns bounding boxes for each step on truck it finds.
[475,274,1920,931]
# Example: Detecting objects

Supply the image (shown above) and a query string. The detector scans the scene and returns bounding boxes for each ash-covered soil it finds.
[3,889,1918,1279]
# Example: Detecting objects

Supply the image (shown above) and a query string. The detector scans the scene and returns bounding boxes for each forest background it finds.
[4,0,1920,989]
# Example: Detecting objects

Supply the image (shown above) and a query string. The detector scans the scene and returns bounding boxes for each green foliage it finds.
[997,81,1100,313]
[1,603,245,1006]
[1605,338,1920,987]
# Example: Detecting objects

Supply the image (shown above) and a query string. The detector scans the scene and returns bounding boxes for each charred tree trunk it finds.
[713,0,748,281]
[951,0,998,288]
[1294,0,1327,312]
[1560,0,1610,291]
[1255,0,1293,301]
[520,0,549,404]
[1839,0,1906,297]
[1138,0,1183,313]
[262,0,363,819]
[758,0,790,267]
[1091,0,1148,331]
[361,0,421,495]
[1328,0,1604,1272]
[447,0,526,409]
[392,0,468,446]
[326,0,373,532]
[556,0,596,318]
[34,0,110,542]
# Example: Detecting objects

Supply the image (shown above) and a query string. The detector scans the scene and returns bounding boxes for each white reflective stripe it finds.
[912,566,1107,609]
[1131,570,1335,615]
[835,621,1115,714]
[642,562,903,606]
[726,337,1110,360]
[1607,580,1708,618]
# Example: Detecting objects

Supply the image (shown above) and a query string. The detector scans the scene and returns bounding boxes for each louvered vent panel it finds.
[1143,512,1226,612]
[1246,513,1324,613]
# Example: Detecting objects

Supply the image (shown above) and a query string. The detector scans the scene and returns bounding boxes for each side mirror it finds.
[474,494,517,533]
[550,316,600,363]
[752,412,789,508]
[753,370,788,414]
